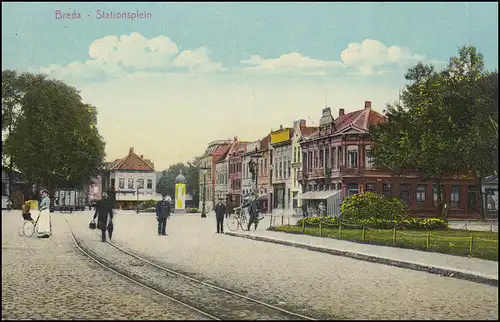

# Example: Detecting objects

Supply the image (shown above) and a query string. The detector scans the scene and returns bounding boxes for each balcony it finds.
[340,166,362,176]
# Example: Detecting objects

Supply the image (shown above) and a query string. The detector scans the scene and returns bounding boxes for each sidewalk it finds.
[225,229,498,287]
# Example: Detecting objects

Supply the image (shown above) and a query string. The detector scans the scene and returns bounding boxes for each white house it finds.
[270,126,294,215]
[102,147,161,210]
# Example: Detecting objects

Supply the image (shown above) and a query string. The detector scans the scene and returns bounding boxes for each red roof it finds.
[300,126,318,137]
[307,107,384,140]
[108,148,155,171]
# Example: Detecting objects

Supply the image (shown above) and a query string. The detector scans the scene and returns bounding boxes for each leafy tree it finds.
[369,46,498,218]
[2,70,106,198]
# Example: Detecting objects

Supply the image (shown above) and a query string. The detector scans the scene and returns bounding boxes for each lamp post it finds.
[136,185,140,214]
[200,167,211,218]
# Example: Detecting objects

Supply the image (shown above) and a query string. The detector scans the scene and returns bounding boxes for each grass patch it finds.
[268,225,498,261]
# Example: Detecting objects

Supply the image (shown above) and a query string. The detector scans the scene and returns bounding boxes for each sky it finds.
[2,2,498,170]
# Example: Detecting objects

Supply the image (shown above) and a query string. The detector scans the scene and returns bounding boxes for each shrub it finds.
[296,216,447,230]
[340,192,408,222]
[186,208,199,213]
[138,199,157,210]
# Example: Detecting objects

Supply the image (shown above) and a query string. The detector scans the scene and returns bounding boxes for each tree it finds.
[156,156,202,205]
[369,46,498,218]
[2,71,106,197]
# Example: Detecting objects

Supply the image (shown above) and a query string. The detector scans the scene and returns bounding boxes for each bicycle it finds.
[18,212,40,237]
[227,207,248,231]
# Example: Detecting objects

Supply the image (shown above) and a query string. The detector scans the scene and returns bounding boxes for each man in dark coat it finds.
[92,192,114,242]
[156,195,171,236]
[214,197,226,233]
[242,192,260,231]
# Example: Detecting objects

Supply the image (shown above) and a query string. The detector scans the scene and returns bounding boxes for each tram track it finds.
[66,220,316,320]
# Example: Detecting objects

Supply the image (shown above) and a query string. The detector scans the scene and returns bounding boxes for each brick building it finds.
[298,101,481,219]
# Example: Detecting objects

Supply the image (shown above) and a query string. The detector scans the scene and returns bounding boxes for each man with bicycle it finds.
[241,192,260,231]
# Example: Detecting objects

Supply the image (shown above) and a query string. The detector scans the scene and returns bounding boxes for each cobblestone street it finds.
[1,212,209,320]
[66,211,498,320]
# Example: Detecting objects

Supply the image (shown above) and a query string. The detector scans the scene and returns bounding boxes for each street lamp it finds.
[136,182,140,214]
[200,167,211,218]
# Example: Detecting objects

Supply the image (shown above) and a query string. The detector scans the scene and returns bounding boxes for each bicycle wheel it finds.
[23,221,36,237]
[239,214,248,230]
[227,214,240,231]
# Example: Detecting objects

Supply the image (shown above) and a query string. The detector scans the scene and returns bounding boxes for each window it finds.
[128,178,134,189]
[450,185,460,209]
[147,179,153,189]
[287,160,291,178]
[298,149,301,162]
[337,183,342,190]
[287,188,291,208]
[325,149,330,169]
[314,151,318,168]
[365,148,374,168]
[319,149,324,168]
[279,162,282,179]
[137,178,144,189]
[308,151,312,169]
[382,183,392,197]
[294,147,297,163]
[400,184,410,206]
[366,183,376,193]
[416,184,426,209]
[348,151,358,168]
[338,147,343,167]
[331,148,335,169]
[433,185,445,207]
[119,178,125,189]
[2,182,7,196]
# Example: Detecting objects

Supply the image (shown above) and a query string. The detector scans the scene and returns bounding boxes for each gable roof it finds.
[109,148,155,171]
[306,107,384,140]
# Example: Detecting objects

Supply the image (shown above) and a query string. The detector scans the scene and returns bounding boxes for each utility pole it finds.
[136,185,139,214]
[200,167,211,218]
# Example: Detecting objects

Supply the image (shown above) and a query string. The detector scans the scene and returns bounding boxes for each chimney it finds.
[280,125,283,130]
[234,136,238,142]
[365,101,372,109]
[300,119,306,128]
[129,147,134,154]
[339,108,345,117]
[140,155,144,159]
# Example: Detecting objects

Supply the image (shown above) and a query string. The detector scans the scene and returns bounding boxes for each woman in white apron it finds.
[37,190,52,238]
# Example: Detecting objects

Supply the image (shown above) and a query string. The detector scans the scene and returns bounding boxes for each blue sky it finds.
[2,2,498,169]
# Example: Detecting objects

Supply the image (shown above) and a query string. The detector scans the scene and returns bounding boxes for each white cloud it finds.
[172,47,226,73]
[340,39,426,75]
[241,40,440,76]
[241,52,344,75]
[39,32,224,82]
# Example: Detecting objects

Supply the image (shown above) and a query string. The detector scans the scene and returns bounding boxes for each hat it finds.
[41,189,49,194]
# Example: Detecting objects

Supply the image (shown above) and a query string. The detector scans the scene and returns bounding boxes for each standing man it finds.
[301,202,308,218]
[242,192,260,231]
[214,197,226,234]
[156,195,171,236]
[93,192,114,242]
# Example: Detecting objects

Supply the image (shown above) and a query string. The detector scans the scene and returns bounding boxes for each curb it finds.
[225,232,498,287]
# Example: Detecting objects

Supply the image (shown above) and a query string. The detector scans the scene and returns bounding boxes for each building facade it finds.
[215,147,230,201]
[290,120,318,210]
[101,147,160,209]
[242,140,260,197]
[227,138,248,205]
[257,134,271,213]
[270,125,294,215]
[198,140,232,211]
[87,175,102,206]
[298,101,481,219]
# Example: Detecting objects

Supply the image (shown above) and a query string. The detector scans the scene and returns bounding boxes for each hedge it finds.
[296,216,447,230]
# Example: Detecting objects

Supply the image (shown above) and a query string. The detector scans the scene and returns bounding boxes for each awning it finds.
[300,190,341,200]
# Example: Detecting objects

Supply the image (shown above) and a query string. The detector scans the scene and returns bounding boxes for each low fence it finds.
[269,218,498,259]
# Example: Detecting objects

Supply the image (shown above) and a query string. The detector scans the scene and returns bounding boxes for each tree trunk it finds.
[477,175,485,221]
[436,179,444,218]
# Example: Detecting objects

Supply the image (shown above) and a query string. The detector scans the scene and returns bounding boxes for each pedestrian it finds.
[214,197,226,233]
[92,192,114,242]
[156,195,171,236]
[301,203,308,218]
[242,192,260,231]
[37,190,52,238]
[226,196,235,219]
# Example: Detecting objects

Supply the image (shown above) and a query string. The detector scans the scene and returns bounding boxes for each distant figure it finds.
[301,203,308,218]
[226,196,235,219]
[6,199,12,211]
[93,192,114,242]
[214,197,227,234]
[242,192,260,231]
[37,190,52,238]
[156,195,171,236]
[319,202,326,217]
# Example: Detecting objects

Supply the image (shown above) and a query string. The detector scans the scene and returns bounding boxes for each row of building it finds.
[198,101,499,219]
